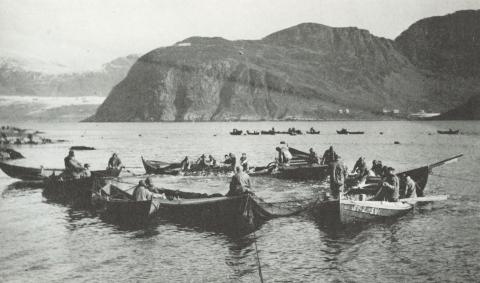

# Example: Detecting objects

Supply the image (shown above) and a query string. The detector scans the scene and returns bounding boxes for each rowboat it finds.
[260,130,275,135]
[339,195,448,224]
[142,157,232,176]
[437,129,459,135]
[93,181,311,233]
[246,131,260,135]
[337,129,364,135]
[70,146,95,150]
[339,198,413,223]
[315,154,462,222]
[307,130,320,134]
[0,161,121,181]
[141,157,181,175]
[42,169,121,204]
[0,162,63,180]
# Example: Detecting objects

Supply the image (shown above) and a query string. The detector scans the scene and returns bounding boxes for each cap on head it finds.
[235,166,242,172]
[280,141,285,144]
[69,150,74,156]
[145,177,152,185]
[139,180,146,186]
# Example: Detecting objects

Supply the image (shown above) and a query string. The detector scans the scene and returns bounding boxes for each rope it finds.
[431,173,480,183]
[252,229,264,283]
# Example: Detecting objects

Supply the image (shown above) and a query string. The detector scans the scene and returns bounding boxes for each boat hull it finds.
[340,199,412,224]
[0,162,62,181]
[275,164,328,180]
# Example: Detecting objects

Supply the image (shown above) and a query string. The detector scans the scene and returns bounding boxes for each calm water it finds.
[0,121,479,282]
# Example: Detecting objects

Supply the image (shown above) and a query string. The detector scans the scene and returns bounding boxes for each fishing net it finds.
[252,195,319,217]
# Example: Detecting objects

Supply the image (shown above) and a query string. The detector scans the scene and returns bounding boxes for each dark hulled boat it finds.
[141,157,181,175]
[93,181,311,233]
[0,162,63,181]
[0,161,120,181]
[142,157,232,176]
[337,129,364,135]
[437,129,459,135]
[42,169,121,205]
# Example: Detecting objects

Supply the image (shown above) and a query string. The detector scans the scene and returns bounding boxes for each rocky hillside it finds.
[433,95,480,120]
[0,55,139,97]
[89,10,480,121]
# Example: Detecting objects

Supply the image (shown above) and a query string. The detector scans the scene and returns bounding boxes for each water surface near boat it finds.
[0,120,479,282]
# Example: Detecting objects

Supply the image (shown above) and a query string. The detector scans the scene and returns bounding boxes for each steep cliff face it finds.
[395,10,480,110]
[395,10,480,76]
[89,11,480,121]
[90,24,427,121]
[434,95,480,120]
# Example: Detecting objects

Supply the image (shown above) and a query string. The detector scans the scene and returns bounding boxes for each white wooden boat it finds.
[339,195,448,224]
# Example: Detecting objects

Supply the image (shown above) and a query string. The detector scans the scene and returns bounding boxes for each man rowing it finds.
[227,166,252,196]
[64,150,86,179]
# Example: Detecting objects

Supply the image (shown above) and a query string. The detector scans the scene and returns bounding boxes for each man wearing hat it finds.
[329,154,347,199]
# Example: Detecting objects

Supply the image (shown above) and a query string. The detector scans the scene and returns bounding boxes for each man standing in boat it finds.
[330,155,347,199]
[227,166,252,196]
[321,146,338,165]
[276,141,292,164]
[240,153,249,172]
[107,153,123,173]
[400,174,418,199]
[64,150,86,179]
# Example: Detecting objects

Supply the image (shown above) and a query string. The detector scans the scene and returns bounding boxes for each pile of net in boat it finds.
[251,195,319,217]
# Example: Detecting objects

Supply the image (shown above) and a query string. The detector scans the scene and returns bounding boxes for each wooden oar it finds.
[401,195,448,205]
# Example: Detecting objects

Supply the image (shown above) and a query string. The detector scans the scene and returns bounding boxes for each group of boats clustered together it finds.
[0,134,461,234]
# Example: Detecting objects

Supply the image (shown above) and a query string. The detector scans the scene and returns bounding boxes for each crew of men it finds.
[63,144,418,203]
[64,151,124,179]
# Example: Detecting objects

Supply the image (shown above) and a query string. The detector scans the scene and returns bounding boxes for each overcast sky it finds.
[1,0,479,72]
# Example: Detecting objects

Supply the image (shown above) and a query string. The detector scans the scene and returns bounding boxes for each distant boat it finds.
[337,129,364,135]
[230,129,243,135]
[409,110,441,119]
[437,129,459,135]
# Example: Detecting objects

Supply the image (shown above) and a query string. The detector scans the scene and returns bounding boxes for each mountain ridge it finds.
[84,10,479,121]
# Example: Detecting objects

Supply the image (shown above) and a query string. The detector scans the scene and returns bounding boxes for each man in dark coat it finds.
[227,166,252,196]
[329,155,347,199]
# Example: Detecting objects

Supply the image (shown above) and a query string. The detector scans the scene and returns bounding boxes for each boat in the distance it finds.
[437,129,460,135]
[336,128,364,135]
[246,131,260,135]
[230,129,243,135]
